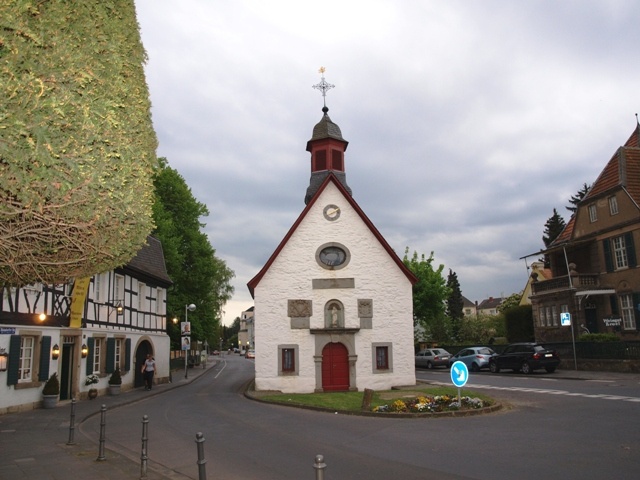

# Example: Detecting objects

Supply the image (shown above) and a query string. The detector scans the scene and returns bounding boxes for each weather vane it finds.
[312,66,335,108]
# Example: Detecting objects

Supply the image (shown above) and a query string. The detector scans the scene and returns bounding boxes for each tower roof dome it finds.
[306,107,348,151]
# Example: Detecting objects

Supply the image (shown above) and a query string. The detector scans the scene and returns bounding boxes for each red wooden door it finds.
[322,342,349,391]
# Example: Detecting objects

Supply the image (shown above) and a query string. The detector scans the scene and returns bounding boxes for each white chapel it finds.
[248,79,417,393]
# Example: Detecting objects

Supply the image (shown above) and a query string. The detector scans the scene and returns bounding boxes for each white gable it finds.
[253,180,416,393]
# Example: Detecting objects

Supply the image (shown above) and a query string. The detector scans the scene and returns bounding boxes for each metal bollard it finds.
[313,454,326,480]
[195,432,207,480]
[140,415,149,479]
[66,398,77,445]
[97,404,107,461]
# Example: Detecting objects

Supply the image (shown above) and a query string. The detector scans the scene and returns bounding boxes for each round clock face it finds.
[318,246,347,267]
[323,204,341,221]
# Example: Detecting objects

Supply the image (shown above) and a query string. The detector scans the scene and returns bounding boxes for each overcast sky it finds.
[134,0,640,325]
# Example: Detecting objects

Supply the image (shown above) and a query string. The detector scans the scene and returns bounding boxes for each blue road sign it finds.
[450,361,469,388]
[561,312,571,326]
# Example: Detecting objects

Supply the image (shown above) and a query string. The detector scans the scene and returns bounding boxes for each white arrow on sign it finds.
[453,365,466,383]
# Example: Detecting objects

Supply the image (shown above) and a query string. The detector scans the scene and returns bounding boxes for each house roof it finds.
[462,296,476,308]
[549,122,640,248]
[477,297,503,310]
[120,236,173,287]
[247,173,418,297]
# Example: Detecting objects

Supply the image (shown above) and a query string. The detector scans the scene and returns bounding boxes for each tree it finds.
[445,269,464,341]
[1,1,157,286]
[152,159,234,348]
[566,183,591,214]
[542,209,566,247]
[497,292,523,313]
[403,248,450,343]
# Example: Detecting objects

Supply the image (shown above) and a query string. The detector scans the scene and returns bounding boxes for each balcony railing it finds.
[531,274,600,295]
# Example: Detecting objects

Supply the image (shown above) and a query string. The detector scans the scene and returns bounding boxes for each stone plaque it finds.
[288,299,312,318]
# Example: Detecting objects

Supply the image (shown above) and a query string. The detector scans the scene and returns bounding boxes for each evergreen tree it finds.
[445,269,464,341]
[542,208,566,247]
[566,183,591,214]
[1,1,157,286]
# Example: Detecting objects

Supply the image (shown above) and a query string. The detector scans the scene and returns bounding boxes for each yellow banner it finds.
[69,277,91,328]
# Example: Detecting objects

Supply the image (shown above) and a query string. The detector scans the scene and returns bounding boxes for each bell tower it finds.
[305,69,352,205]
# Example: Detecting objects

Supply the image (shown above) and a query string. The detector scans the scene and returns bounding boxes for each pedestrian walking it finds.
[141,353,156,390]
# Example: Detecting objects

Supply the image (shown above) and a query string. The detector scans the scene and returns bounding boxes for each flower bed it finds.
[373,395,485,413]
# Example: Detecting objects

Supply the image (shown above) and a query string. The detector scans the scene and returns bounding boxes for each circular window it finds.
[316,243,350,270]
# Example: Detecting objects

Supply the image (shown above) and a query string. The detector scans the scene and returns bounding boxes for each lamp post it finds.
[184,303,196,379]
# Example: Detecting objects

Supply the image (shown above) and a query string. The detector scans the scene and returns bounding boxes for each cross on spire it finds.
[312,67,335,109]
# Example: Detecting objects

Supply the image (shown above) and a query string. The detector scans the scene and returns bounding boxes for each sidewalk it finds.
[0,360,217,480]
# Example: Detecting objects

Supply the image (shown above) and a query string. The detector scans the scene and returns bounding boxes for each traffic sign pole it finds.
[450,361,469,405]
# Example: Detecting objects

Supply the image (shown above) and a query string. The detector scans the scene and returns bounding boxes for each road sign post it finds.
[450,361,469,405]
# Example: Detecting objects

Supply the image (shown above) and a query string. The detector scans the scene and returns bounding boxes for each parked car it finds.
[415,348,451,369]
[489,343,560,374]
[245,350,255,359]
[449,346,496,372]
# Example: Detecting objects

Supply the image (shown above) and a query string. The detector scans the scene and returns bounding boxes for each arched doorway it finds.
[321,342,349,391]
[134,340,153,388]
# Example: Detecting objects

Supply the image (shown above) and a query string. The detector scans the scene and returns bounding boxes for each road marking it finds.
[427,380,640,403]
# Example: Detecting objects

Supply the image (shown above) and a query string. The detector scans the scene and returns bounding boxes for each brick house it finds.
[527,123,640,342]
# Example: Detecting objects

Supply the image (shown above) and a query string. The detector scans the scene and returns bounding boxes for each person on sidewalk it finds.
[141,354,156,390]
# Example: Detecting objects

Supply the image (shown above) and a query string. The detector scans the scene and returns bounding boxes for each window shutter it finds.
[7,335,21,386]
[603,239,614,272]
[39,336,51,381]
[106,338,115,374]
[86,337,95,375]
[634,293,640,331]
[124,338,131,372]
[609,295,619,315]
[625,232,637,268]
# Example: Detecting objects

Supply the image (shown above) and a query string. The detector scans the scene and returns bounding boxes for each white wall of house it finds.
[254,182,415,393]
[0,269,170,414]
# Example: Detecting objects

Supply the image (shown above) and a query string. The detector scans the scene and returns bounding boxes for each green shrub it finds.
[108,368,122,385]
[42,373,60,395]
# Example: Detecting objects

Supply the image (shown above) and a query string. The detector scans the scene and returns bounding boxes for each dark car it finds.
[489,343,560,374]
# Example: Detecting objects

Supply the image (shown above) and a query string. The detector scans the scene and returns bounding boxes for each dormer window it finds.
[588,204,597,223]
[608,195,619,216]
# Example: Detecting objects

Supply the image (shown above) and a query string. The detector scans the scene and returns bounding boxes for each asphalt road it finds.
[80,356,640,479]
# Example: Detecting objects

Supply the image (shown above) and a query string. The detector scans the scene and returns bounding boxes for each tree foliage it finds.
[458,313,506,344]
[403,248,450,343]
[445,269,464,341]
[152,159,234,348]
[542,208,566,247]
[497,291,523,313]
[1,1,157,286]
[565,183,591,214]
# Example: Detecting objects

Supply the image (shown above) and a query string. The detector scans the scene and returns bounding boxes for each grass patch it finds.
[259,385,494,413]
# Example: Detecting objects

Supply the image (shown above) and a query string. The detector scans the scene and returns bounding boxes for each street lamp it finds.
[184,303,196,379]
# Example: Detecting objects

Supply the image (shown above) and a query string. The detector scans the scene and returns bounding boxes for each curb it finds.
[244,380,504,418]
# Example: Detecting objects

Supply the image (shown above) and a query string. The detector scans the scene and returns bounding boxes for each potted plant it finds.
[108,368,122,395]
[85,374,99,399]
[42,373,60,408]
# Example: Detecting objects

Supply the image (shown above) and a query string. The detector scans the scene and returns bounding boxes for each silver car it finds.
[449,346,496,372]
[415,348,451,369]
